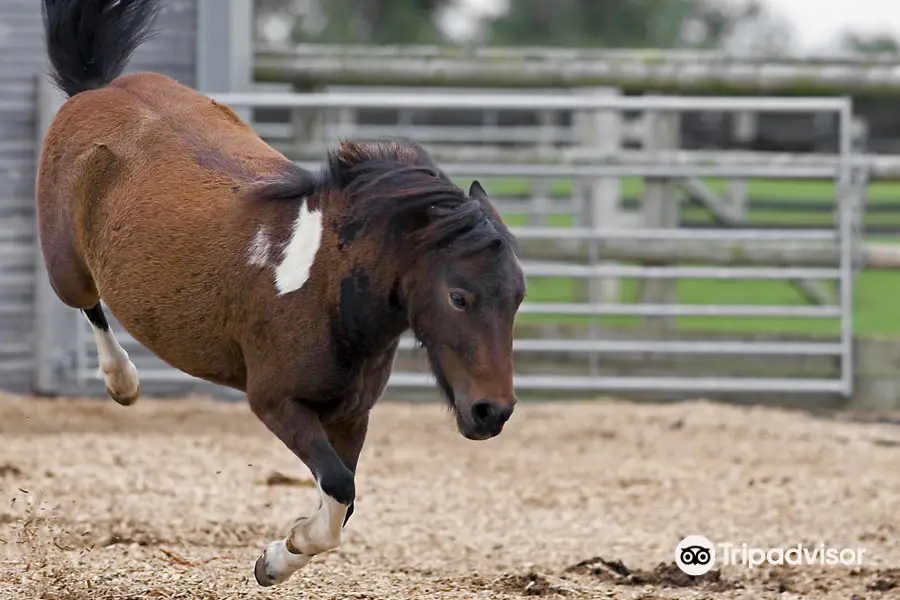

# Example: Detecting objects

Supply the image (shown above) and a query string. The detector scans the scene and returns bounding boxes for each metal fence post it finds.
[838,97,855,400]
[196,0,254,123]
[32,77,78,395]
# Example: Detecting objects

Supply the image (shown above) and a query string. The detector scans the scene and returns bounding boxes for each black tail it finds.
[41,0,164,98]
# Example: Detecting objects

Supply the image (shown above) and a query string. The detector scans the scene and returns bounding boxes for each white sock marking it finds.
[260,539,309,582]
[294,484,347,555]
[248,227,271,267]
[274,200,323,295]
[260,481,349,584]
[283,483,347,557]
[84,315,139,402]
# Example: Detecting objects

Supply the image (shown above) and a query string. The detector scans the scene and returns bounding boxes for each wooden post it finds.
[574,88,627,306]
[851,338,900,413]
[725,111,756,221]
[573,88,630,375]
[529,109,556,226]
[640,110,681,333]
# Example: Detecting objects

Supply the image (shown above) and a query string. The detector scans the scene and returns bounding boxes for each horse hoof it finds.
[106,385,140,406]
[100,360,140,406]
[253,539,309,587]
[254,553,278,587]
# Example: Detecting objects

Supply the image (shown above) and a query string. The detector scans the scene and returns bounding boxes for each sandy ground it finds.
[0,393,899,599]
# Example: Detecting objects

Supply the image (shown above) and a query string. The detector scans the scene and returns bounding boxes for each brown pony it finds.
[36,0,525,587]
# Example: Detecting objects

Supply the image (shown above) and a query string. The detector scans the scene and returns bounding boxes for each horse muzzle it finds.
[456,398,515,441]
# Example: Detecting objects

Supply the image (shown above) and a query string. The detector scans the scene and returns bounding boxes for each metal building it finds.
[0,0,233,394]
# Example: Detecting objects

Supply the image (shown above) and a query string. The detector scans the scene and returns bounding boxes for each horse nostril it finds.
[471,400,498,427]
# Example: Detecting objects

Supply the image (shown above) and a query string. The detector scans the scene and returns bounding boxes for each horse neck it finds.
[331,244,410,356]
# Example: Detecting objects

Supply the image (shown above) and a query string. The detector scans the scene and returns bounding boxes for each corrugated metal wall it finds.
[0,0,45,393]
[0,0,198,394]
[129,0,197,88]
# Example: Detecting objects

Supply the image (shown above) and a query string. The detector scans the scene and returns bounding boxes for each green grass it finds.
[516,270,900,337]
[465,177,900,337]
[483,177,900,202]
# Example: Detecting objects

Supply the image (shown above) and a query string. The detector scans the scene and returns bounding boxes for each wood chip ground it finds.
[1,393,898,599]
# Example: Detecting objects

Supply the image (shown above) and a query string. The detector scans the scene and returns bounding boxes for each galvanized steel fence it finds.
[29,85,863,400]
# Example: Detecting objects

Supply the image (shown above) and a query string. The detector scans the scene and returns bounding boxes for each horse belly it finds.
[101,286,248,391]
[87,215,249,391]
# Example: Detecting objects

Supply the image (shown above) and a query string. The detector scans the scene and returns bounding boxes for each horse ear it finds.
[468,180,488,200]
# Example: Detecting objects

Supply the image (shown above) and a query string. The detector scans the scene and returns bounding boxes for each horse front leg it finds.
[248,395,360,587]
[326,414,369,528]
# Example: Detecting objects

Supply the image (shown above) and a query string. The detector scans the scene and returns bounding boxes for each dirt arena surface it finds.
[1,393,899,599]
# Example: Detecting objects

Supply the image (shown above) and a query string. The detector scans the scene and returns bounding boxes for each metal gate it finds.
[32,89,862,400]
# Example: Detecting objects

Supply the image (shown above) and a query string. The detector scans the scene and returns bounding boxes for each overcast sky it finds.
[448,0,900,50]
[772,0,900,50]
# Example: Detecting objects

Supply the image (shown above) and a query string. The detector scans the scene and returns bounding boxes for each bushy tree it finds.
[253,0,792,50]
[256,0,452,45]
[484,0,791,51]
[840,31,900,54]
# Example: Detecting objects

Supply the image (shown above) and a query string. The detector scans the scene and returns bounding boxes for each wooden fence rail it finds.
[253,44,900,95]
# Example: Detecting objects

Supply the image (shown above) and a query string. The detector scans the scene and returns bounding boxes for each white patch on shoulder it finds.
[274,199,323,295]
[248,227,271,267]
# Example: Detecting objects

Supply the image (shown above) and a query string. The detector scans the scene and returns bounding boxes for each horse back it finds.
[42,72,264,260]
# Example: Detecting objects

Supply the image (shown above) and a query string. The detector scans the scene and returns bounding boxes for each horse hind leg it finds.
[39,226,140,406]
[82,303,140,406]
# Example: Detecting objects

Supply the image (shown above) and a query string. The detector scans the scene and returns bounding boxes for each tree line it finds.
[255,0,899,55]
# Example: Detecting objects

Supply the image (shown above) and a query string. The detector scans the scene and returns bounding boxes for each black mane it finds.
[251,137,516,257]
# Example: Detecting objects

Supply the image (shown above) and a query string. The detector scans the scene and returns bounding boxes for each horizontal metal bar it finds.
[0,304,31,317]
[213,91,848,113]
[78,367,201,383]
[286,144,880,172]
[102,323,840,367]
[396,337,842,355]
[386,372,846,393]
[516,302,841,318]
[0,273,31,288]
[509,227,839,242]
[0,341,31,355]
[520,262,841,280]
[293,161,839,179]
[261,122,595,144]
[79,369,845,394]
[0,360,34,374]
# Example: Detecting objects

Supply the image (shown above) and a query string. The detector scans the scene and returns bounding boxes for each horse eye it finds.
[449,291,468,310]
